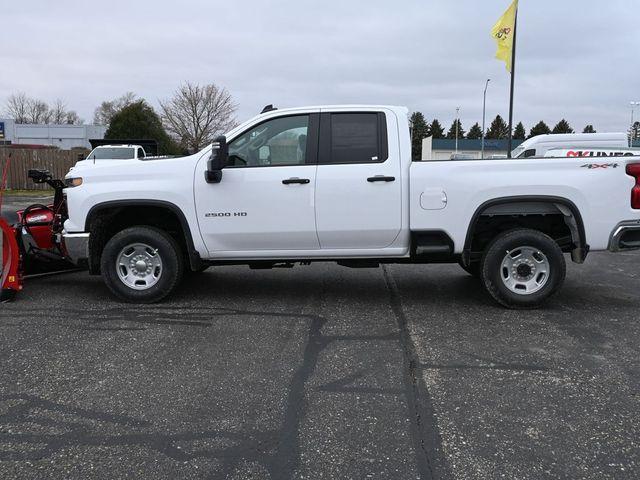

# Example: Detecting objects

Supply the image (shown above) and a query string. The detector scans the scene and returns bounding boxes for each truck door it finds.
[314,111,402,249]
[194,113,321,254]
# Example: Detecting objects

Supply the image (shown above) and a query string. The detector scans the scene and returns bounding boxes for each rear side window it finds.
[320,112,388,164]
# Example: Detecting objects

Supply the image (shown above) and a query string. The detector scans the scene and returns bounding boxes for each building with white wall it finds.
[421,137,525,160]
[0,118,106,150]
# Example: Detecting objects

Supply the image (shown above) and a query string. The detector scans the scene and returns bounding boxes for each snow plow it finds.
[1,164,76,302]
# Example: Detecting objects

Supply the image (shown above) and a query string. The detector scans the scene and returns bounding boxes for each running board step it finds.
[414,245,452,256]
[412,231,454,259]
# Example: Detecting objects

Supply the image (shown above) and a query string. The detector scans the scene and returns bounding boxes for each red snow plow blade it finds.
[1,216,22,302]
[0,167,77,303]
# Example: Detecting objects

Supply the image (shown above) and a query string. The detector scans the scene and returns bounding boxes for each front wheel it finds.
[480,229,566,309]
[101,226,184,303]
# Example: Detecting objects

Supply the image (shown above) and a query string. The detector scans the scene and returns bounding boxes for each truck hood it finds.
[65,152,203,180]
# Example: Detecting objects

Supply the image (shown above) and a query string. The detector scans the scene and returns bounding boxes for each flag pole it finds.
[507,6,518,158]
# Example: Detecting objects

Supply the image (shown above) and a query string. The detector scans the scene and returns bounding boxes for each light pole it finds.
[455,107,460,153]
[631,101,640,147]
[481,79,490,159]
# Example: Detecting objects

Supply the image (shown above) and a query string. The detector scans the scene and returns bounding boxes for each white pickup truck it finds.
[83,145,148,163]
[62,105,640,308]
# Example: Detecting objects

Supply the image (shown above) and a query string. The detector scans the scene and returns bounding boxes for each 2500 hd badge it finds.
[205,212,248,218]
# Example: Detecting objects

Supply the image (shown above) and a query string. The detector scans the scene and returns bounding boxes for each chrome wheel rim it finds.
[500,246,550,295]
[116,243,163,290]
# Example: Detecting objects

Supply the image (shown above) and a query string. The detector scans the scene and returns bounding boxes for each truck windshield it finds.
[87,148,136,160]
[511,146,525,158]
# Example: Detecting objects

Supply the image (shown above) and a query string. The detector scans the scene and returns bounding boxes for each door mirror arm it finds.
[205,135,229,184]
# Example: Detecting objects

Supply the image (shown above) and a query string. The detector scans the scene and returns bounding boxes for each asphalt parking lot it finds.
[1,198,639,479]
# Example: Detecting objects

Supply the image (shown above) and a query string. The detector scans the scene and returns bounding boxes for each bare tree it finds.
[64,110,83,125]
[160,82,236,152]
[93,92,136,125]
[50,99,69,124]
[26,99,51,124]
[5,92,30,123]
[50,99,83,124]
[4,94,82,125]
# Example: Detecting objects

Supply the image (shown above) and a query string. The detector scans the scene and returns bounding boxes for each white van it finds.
[511,133,628,158]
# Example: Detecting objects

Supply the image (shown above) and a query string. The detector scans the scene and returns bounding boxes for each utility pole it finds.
[482,79,490,159]
[455,107,460,153]
[506,6,518,158]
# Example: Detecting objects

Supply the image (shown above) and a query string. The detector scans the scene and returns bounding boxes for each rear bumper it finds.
[608,221,640,252]
[62,231,90,264]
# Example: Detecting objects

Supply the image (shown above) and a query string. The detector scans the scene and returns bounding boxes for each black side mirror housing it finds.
[205,135,229,184]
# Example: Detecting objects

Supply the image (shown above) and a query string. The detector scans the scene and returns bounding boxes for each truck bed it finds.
[409,156,640,253]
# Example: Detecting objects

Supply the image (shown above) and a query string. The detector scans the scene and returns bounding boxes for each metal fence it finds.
[0,148,82,190]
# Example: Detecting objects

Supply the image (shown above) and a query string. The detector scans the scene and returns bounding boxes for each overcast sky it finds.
[2,0,638,133]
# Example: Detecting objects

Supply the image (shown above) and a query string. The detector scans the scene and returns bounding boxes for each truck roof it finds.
[226,105,408,140]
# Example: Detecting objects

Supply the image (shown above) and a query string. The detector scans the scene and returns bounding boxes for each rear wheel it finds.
[480,229,566,309]
[101,226,184,303]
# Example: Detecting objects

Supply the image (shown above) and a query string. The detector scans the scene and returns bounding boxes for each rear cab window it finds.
[319,112,388,164]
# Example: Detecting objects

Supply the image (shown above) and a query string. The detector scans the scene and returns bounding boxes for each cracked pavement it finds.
[1,249,639,479]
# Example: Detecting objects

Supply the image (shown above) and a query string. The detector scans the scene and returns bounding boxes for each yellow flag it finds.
[491,0,518,73]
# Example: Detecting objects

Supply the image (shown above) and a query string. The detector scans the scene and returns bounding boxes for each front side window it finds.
[228,115,309,167]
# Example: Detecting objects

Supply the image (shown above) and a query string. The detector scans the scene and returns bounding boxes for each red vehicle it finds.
[1,168,74,302]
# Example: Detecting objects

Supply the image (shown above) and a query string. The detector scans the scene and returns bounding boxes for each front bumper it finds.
[608,221,640,252]
[62,231,90,265]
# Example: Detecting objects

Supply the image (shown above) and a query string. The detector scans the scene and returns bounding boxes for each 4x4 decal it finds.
[580,163,619,169]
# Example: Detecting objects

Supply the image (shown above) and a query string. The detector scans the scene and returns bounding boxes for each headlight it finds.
[65,177,83,188]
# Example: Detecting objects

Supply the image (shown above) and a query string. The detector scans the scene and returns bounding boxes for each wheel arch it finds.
[462,195,588,265]
[85,200,202,273]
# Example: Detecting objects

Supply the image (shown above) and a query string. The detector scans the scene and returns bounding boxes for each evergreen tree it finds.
[528,121,551,139]
[582,125,596,133]
[446,119,465,139]
[466,122,483,140]
[513,122,526,140]
[429,119,445,139]
[410,111,430,161]
[552,119,574,134]
[486,115,509,139]
[105,100,180,154]
[630,121,640,145]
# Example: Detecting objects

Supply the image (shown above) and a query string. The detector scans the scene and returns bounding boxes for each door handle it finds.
[282,177,310,185]
[367,175,396,183]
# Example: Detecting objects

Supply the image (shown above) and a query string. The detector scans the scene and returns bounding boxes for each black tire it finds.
[459,260,481,278]
[480,229,566,309]
[101,226,184,303]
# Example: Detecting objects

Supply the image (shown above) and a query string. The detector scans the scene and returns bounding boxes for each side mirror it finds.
[205,135,228,184]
